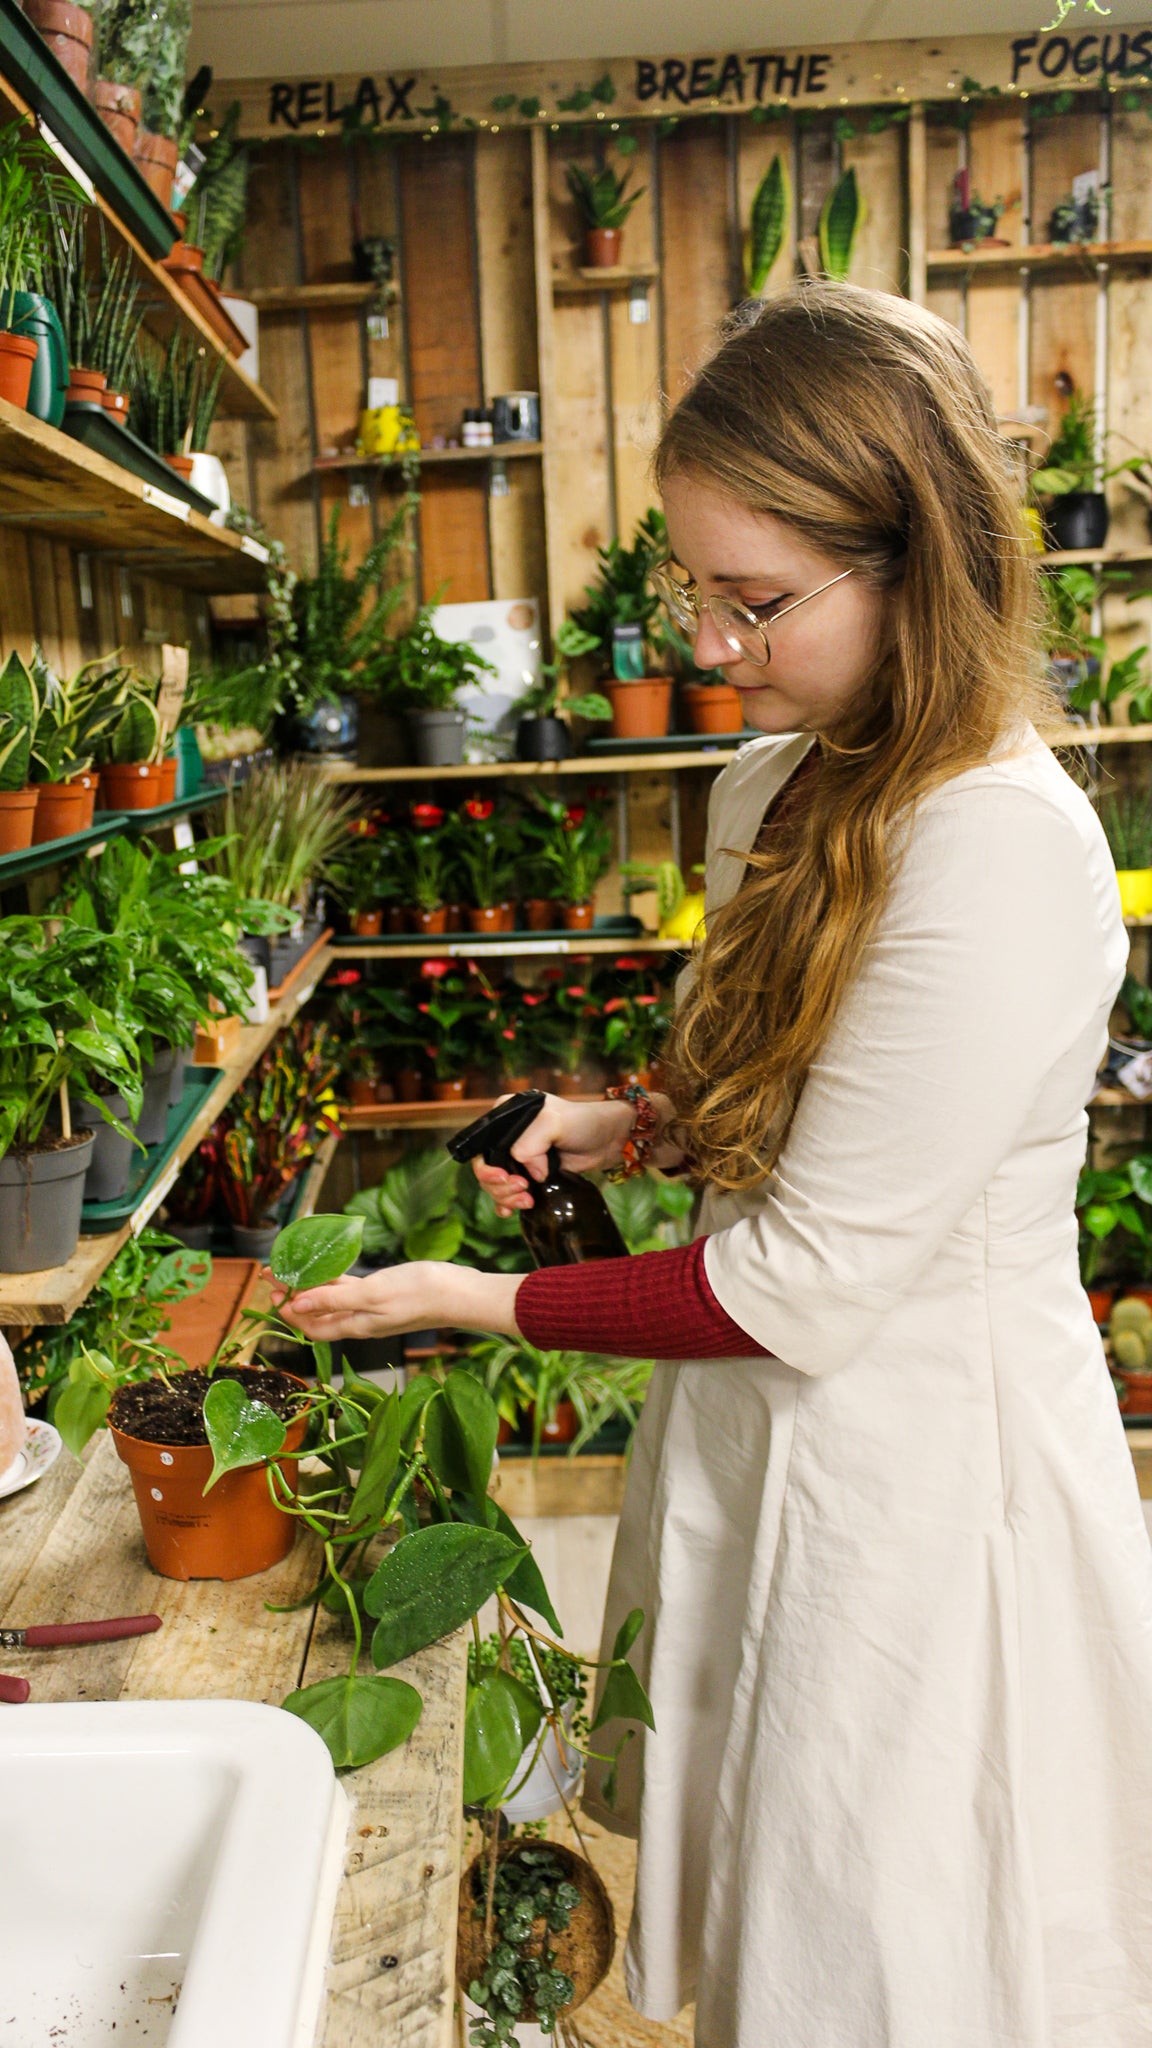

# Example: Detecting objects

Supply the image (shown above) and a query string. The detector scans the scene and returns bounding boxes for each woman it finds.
[278,285,1152,2045]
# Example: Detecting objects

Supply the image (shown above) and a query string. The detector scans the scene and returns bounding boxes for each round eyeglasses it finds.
[652,562,854,667]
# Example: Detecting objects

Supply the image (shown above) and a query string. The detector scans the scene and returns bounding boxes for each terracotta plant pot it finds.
[23,0,94,93]
[617,1067,653,1090]
[160,237,205,280]
[98,761,163,811]
[500,1074,532,1094]
[0,331,38,409]
[109,1368,311,1581]
[466,905,505,934]
[444,901,465,932]
[683,681,744,734]
[563,901,595,930]
[395,1069,424,1102]
[65,365,107,405]
[385,905,407,935]
[534,1397,579,1446]
[156,755,177,804]
[457,1843,614,2014]
[101,388,130,419]
[523,898,559,931]
[585,227,623,268]
[497,901,516,931]
[0,785,39,854]
[553,1071,589,1098]
[31,776,88,844]
[408,905,448,934]
[432,1078,467,1101]
[496,1417,514,1447]
[134,127,179,209]
[94,78,141,153]
[607,677,673,741]
[72,771,97,829]
[349,1077,378,1106]
[1120,1371,1152,1418]
[165,453,195,481]
[352,909,384,937]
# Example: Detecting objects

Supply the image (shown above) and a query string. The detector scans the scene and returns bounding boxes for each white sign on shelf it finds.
[240,535,271,562]
[141,483,191,522]
[37,121,94,200]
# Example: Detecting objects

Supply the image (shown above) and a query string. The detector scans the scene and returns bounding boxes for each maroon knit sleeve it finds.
[514,1236,770,1359]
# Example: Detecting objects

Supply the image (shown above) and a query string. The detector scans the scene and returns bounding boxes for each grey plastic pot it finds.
[410,709,466,767]
[0,1134,96,1273]
[73,1090,134,1203]
[165,1219,213,1250]
[136,1045,178,1145]
[230,1220,279,1260]
[168,1045,193,1108]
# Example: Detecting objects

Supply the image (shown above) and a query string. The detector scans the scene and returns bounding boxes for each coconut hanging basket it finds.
[456,1840,615,2020]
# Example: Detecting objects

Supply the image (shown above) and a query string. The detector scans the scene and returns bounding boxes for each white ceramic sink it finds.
[0,1700,348,2047]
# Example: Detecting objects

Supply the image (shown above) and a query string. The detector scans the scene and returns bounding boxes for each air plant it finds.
[129,333,225,457]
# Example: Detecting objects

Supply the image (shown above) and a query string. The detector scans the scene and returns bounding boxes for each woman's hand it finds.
[269,1261,523,1342]
[473,1093,635,1216]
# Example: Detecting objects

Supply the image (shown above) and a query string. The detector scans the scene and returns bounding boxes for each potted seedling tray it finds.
[331,913,647,948]
[80,1066,220,1234]
[61,403,216,516]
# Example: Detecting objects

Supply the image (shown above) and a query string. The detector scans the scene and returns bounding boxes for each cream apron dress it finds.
[584,730,1152,2047]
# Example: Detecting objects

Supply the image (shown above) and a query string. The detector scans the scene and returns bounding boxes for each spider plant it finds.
[130,333,225,457]
[208,761,359,915]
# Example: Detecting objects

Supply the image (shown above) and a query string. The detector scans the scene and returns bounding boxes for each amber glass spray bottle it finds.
[447,1090,628,1266]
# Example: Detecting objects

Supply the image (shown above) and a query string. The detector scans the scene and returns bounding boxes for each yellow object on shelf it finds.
[1116,868,1152,919]
[659,891,707,944]
[358,404,403,456]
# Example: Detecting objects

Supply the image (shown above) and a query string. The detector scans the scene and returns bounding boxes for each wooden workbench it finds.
[0,1431,467,2047]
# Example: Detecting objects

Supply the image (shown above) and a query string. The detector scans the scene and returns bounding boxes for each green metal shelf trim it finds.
[0,789,223,890]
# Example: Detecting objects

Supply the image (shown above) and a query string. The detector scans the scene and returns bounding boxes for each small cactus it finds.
[1111,1296,1152,1374]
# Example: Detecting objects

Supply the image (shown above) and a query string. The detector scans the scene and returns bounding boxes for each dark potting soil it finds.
[109,1366,302,1447]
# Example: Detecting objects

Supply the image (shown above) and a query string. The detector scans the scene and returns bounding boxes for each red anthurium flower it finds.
[636,994,658,1006]
[565,985,586,998]
[614,955,645,971]
[602,997,626,1015]
[542,967,562,982]
[522,992,545,1007]
[421,959,452,979]
[325,968,362,987]
[463,797,495,821]
[411,802,444,829]
[417,1002,431,1015]
[502,1027,516,1041]
[350,817,378,838]
[564,805,586,829]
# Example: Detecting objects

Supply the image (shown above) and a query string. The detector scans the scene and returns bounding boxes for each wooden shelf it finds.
[324,745,741,783]
[313,441,543,473]
[1061,724,1152,746]
[289,1130,340,1217]
[551,266,659,294]
[927,238,1152,275]
[247,282,377,311]
[336,933,681,961]
[1042,548,1152,569]
[0,399,270,593]
[0,948,333,1329]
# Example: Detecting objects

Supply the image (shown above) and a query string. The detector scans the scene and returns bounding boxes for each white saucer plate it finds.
[0,1420,62,1501]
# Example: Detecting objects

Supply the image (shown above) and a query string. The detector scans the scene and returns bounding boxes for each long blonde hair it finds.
[660,282,1057,1192]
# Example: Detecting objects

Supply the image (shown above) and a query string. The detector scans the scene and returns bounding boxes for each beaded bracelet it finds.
[604,1081,659,1182]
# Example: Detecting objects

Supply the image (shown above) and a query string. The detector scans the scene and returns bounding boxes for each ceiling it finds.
[191,0,1152,79]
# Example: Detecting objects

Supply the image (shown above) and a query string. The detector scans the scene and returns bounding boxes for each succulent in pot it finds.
[0,914,143,1272]
[564,158,646,269]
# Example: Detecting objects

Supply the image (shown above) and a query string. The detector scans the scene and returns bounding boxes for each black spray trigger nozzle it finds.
[445,1090,559,1180]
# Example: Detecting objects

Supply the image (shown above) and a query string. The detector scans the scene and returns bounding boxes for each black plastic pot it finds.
[0,1133,95,1273]
[136,1045,178,1146]
[1047,492,1110,553]
[517,715,569,762]
[73,1090,134,1203]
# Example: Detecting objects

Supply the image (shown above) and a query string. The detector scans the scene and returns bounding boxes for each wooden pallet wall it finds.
[0,532,209,679]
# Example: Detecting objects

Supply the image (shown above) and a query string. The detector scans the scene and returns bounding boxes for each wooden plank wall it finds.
[0,533,209,677]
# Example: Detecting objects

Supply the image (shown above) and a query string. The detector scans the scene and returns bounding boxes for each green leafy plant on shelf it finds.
[507,619,611,725]
[399,803,455,913]
[1077,1157,1152,1285]
[214,1019,343,1230]
[463,1843,584,2047]
[207,760,359,918]
[372,605,498,714]
[571,508,673,675]
[178,102,250,281]
[464,1333,653,1459]
[527,795,612,908]
[130,333,225,459]
[564,160,646,232]
[417,966,486,1082]
[42,190,92,369]
[358,980,427,1081]
[0,121,72,318]
[29,650,132,785]
[1119,973,1152,1044]
[745,153,789,295]
[184,1214,654,1809]
[289,502,413,717]
[0,650,40,792]
[343,1146,466,1263]
[0,914,143,1161]
[326,820,404,919]
[1031,392,1145,500]
[451,800,522,911]
[84,231,146,397]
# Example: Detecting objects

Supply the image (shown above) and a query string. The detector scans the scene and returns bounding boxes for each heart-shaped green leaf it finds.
[404,1214,465,1262]
[347,1390,402,1536]
[269,1214,364,1292]
[610,1607,644,1662]
[202,1378,287,1494]
[463,1668,542,1807]
[453,1495,562,1636]
[442,1368,499,1511]
[365,1522,526,1669]
[54,1352,113,1459]
[282,1672,422,1770]
[591,1656,655,1735]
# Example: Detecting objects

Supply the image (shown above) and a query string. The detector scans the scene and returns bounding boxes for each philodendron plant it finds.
[0,915,143,1157]
[197,1214,654,1794]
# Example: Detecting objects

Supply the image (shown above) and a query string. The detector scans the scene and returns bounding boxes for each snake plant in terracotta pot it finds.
[0,652,41,852]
